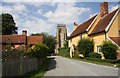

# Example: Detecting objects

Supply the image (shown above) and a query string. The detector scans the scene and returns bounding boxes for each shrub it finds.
[33,43,50,59]
[74,50,79,58]
[89,52,101,59]
[77,38,94,57]
[101,41,117,59]
[58,48,69,57]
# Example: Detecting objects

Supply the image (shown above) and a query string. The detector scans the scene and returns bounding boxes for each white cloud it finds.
[37,9,43,15]
[43,2,91,24]
[21,19,55,35]
[109,4,118,12]
[2,4,28,14]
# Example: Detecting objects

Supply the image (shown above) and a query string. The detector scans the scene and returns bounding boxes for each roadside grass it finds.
[61,56,120,68]
[24,57,50,78]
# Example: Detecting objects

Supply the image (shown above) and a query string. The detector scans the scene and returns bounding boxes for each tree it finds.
[1,13,18,35]
[77,38,94,57]
[31,32,57,54]
[101,41,117,59]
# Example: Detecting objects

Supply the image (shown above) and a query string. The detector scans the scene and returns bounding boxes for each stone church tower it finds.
[55,24,67,54]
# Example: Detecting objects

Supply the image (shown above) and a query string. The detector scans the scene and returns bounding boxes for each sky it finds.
[1,0,119,36]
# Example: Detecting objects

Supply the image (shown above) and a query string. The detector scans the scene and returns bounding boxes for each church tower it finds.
[55,24,67,54]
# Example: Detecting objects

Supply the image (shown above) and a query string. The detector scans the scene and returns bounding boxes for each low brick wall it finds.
[2,58,45,76]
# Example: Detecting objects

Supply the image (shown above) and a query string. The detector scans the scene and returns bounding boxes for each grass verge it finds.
[61,56,120,68]
[24,58,50,78]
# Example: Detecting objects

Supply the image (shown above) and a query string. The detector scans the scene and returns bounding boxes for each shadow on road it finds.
[47,56,56,71]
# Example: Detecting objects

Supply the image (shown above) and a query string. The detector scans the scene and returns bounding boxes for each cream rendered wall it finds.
[119,12,120,31]
[88,14,101,34]
[89,33,106,52]
[68,33,88,47]
[108,12,120,37]
[89,33,106,59]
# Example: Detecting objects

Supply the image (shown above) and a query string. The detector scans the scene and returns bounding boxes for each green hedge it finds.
[101,41,117,59]
[25,43,49,59]
[77,38,94,57]
[85,57,120,64]
[58,48,69,57]
[89,52,101,59]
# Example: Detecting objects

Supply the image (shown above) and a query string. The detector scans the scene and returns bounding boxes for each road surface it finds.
[44,56,119,76]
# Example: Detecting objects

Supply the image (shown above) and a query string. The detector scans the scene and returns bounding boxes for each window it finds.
[119,30,120,37]
[80,35,82,40]
[59,28,61,47]
[30,44,33,47]
[97,45,102,54]
[71,39,72,42]
[20,43,23,46]
[11,43,15,47]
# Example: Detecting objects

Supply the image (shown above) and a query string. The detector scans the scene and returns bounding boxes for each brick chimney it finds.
[100,2,109,17]
[73,22,78,30]
[22,30,27,35]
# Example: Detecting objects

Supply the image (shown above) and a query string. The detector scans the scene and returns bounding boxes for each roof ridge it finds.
[69,14,98,39]
[89,8,118,36]
[78,14,98,27]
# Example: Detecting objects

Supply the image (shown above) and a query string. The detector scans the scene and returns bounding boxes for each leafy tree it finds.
[101,41,117,59]
[1,13,18,35]
[77,38,94,57]
[31,32,57,54]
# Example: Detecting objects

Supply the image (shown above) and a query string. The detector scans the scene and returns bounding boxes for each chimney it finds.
[22,30,27,35]
[73,22,78,30]
[100,2,109,17]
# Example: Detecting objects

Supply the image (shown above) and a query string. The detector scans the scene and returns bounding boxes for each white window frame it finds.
[97,45,102,54]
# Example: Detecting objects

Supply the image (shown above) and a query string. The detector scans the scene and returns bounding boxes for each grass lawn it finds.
[61,56,120,68]
[24,57,50,78]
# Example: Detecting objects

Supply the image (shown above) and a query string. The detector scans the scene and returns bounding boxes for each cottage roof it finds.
[2,35,43,44]
[27,36,43,44]
[2,35,26,43]
[110,37,120,46]
[68,14,98,39]
[89,9,118,35]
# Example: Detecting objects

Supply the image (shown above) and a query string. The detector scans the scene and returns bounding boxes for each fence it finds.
[2,58,45,76]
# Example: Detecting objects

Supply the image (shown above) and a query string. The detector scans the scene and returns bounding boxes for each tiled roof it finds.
[2,35,26,43]
[110,37,120,46]
[69,14,98,39]
[89,9,118,35]
[27,36,43,44]
[1,35,43,44]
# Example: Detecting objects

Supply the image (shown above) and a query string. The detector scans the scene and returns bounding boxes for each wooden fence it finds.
[2,58,45,76]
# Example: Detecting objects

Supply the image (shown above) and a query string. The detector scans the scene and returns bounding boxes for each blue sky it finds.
[1,1,119,36]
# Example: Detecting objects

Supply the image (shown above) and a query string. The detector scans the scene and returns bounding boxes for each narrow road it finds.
[44,56,119,76]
